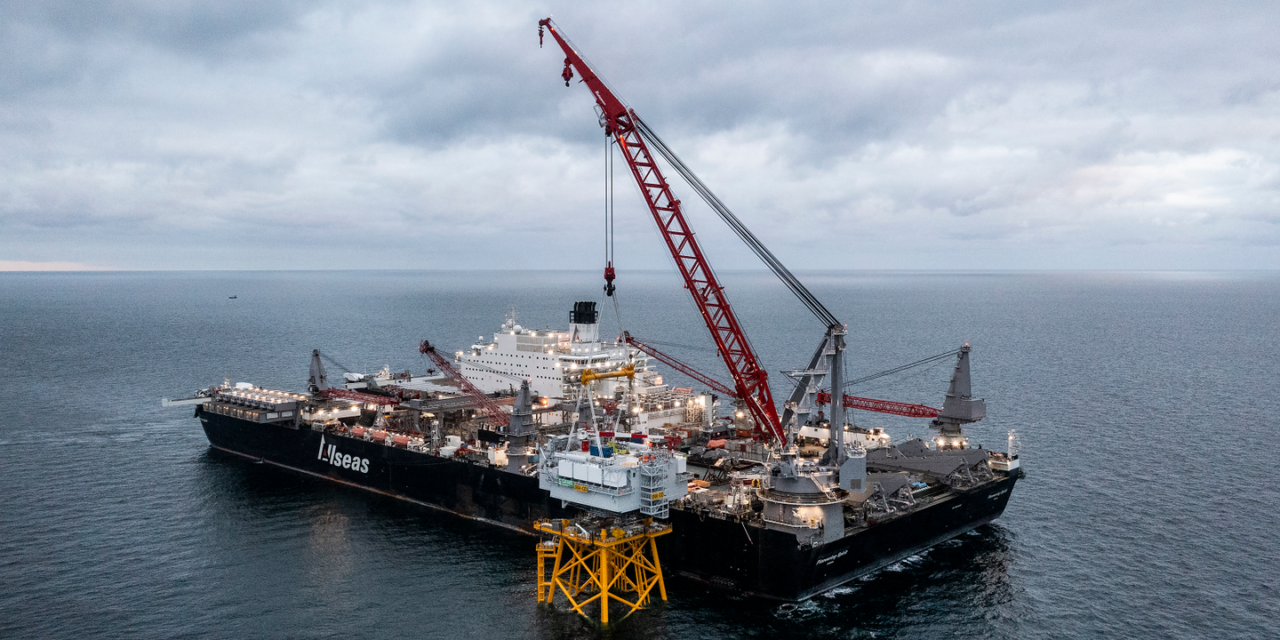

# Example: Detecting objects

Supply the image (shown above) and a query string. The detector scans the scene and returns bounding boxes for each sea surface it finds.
[1,269,1277,639]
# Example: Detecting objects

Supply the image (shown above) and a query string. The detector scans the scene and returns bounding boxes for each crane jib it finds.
[419,340,510,427]
[539,18,785,442]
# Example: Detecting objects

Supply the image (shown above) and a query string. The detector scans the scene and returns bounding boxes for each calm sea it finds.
[1,270,1277,639]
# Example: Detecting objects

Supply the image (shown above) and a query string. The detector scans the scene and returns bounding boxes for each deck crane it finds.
[419,339,511,428]
[534,20,888,609]
[539,19,851,457]
[308,349,402,406]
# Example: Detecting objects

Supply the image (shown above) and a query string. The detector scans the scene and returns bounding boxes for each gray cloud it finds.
[2,0,1279,270]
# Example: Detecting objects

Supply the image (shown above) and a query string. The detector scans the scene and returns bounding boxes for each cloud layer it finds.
[2,0,1278,270]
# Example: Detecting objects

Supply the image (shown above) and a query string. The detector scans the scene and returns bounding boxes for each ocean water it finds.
[1,269,1277,639]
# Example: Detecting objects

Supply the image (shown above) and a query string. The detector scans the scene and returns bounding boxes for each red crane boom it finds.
[418,340,510,427]
[816,391,940,419]
[539,19,784,442]
[624,333,736,398]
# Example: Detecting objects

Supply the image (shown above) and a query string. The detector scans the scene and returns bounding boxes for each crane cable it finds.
[604,130,614,276]
[632,114,840,329]
[602,132,628,338]
[635,337,719,354]
[842,347,962,389]
[316,350,358,376]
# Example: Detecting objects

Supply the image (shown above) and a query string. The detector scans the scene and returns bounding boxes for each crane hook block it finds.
[604,263,616,297]
[562,59,574,86]
[538,25,544,47]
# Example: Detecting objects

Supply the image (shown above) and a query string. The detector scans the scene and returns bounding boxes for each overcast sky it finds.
[2,1,1278,271]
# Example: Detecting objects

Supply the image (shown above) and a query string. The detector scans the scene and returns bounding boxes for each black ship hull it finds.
[199,411,1018,601]
[664,476,1017,600]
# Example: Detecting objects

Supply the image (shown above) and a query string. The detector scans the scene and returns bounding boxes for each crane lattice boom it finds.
[624,334,735,399]
[815,391,940,419]
[539,18,784,442]
[419,340,511,427]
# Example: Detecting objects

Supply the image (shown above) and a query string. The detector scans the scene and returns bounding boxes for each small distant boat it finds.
[228,295,237,299]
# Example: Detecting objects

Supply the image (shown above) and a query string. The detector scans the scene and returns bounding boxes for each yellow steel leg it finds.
[536,540,556,602]
[534,519,672,625]
[600,535,610,625]
[650,534,667,601]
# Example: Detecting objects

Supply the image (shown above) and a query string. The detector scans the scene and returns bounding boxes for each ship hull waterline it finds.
[199,411,1018,602]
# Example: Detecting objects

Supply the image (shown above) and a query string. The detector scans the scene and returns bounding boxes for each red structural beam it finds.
[815,391,939,419]
[625,334,736,398]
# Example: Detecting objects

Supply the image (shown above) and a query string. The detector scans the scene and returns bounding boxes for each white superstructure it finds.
[457,304,643,397]
[310,302,716,435]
